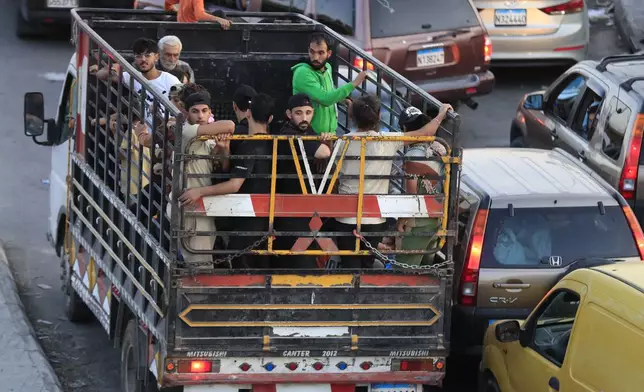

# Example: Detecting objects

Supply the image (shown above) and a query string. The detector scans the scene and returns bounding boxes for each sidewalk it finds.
[0,241,63,392]
[613,0,644,52]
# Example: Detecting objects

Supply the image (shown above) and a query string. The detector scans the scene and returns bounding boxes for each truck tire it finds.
[121,320,159,392]
[61,247,93,322]
[480,372,501,392]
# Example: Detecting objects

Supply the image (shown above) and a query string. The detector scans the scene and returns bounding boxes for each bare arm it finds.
[178,178,245,206]
[403,104,453,143]
[196,120,236,136]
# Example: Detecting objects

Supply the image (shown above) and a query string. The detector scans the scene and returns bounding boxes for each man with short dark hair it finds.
[179,94,275,268]
[91,37,181,128]
[229,84,257,154]
[274,93,333,268]
[292,33,368,135]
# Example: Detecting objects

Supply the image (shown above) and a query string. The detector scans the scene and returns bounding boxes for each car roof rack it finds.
[596,54,644,71]
[620,76,644,92]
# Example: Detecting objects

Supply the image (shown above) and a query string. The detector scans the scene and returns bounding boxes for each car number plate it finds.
[371,384,417,392]
[416,47,445,67]
[47,0,79,8]
[494,9,527,26]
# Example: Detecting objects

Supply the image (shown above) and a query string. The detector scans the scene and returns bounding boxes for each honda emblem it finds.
[549,256,563,267]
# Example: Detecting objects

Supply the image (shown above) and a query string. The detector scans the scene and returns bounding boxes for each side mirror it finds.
[24,92,45,137]
[523,93,544,111]
[495,320,521,343]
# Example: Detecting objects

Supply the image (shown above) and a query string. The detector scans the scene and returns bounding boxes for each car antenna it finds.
[616,85,624,114]
[508,203,514,217]
[597,201,606,215]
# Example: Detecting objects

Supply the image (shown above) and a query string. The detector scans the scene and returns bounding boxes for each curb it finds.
[0,241,64,392]
[612,0,644,53]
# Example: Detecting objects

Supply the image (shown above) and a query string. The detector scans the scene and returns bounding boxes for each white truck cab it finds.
[24,54,77,256]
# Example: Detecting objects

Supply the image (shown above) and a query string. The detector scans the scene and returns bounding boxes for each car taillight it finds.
[459,209,489,306]
[623,205,644,260]
[540,0,584,15]
[484,35,492,63]
[354,49,375,71]
[619,115,644,200]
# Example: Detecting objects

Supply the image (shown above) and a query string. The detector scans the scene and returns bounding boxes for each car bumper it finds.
[402,70,495,103]
[487,23,589,65]
[450,305,532,355]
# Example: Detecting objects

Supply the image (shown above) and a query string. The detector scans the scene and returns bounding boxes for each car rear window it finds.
[369,0,480,38]
[480,206,638,268]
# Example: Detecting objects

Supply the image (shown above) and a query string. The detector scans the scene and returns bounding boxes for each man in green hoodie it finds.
[292,33,368,135]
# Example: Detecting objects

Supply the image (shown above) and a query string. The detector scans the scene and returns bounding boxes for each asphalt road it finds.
[0,1,627,391]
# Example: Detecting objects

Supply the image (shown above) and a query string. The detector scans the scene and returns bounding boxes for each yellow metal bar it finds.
[267,138,278,251]
[438,151,452,250]
[271,274,353,286]
[182,303,437,311]
[326,140,350,195]
[180,320,439,328]
[288,137,308,195]
[351,334,359,351]
[355,138,367,252]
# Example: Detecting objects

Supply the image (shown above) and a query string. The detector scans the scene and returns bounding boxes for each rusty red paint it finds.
[180,275,266,288]
[75,30,88,155]
[360,275,440,287]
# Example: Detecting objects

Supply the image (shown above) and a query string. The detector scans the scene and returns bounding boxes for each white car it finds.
[473,0,589,65]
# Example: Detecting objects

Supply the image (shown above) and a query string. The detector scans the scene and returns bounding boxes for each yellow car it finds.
[479,263,644,392]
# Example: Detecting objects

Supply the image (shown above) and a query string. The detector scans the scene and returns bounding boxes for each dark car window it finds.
[261,0,292,12]
[480,206,638,268]
[369,0,479,38]
[602,97,631,161]
[550,74,587,125]
[570,89,603,141]
[531,290,580,366]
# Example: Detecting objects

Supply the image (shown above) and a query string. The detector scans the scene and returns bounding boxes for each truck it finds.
[22,7,462,392]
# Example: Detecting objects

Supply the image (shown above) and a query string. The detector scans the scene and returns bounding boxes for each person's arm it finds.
[195,120,235,136]
[293,68,361,107]
[192,0,232,28]
[403,104,453,144]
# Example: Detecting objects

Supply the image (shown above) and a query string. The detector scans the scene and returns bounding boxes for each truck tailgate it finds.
[172,273,448,357]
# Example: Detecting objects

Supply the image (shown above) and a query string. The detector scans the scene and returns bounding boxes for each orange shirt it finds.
[165,0,180,11]
[178,0,207,22]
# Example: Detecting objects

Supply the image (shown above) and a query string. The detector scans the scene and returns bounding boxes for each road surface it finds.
[0,0,626,390]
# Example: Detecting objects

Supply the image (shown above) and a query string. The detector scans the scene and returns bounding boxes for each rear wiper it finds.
[430,28,472,40]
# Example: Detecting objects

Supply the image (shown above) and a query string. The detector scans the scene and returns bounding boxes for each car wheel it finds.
[61,246,93,322]
[510,135,526,148]
[480,372,502,392]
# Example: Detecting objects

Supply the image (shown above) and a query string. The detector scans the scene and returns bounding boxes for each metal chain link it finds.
[354,231,454,275]
[178,234,270,274]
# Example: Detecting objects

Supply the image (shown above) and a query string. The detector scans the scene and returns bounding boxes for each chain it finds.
[178,234,270,274]
[353,230,454,275]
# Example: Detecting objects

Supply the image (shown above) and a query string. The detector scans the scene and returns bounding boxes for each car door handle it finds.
[577,150,586,161]
[548,376,560,391]
[493,283,531,289]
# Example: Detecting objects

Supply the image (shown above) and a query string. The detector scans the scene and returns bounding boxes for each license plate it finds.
[371,384,417,392]
[47,0,79,8]
[416,47,445,67]
[494,9,527,26]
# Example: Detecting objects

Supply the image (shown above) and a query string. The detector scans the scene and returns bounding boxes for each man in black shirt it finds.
[274,94,332,268]
[179,94,274,268]
[230,84,257,155]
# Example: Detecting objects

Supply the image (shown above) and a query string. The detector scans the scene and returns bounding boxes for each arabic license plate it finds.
[47,0,79,8]
[494,9,527,26]
[371,384,418,392]
[416,47,445,67]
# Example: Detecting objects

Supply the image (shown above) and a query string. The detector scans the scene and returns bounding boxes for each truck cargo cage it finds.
[68,8,461,387]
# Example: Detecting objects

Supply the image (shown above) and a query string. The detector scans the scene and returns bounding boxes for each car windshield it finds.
[369,0,480,38]
[480,206,638,268]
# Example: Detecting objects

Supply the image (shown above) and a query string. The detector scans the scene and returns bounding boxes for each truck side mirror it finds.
[523,93,544,111]
[495,320,521,343]
[24,92,45,137]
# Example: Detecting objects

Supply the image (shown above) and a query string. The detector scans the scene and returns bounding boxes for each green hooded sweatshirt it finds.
[291,62,355,134]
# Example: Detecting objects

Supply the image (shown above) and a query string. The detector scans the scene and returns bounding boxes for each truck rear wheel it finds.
[121,320,159,392]
[61,247,93,322]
